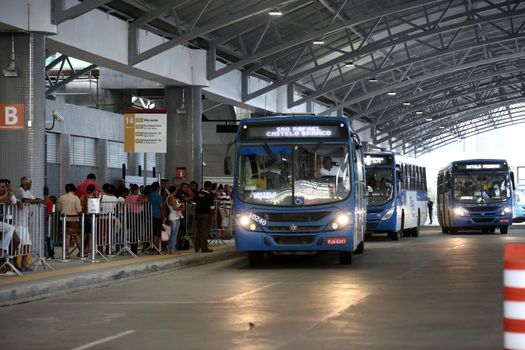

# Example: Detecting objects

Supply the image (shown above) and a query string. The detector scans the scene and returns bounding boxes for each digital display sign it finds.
[240,122,347,141]
[455,163,507,171]
[364,154,394,166]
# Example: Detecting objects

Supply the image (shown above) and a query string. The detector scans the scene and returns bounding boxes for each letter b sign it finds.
[0,104,24,130]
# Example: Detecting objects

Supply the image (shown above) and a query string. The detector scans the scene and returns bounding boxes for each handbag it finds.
[177,235,190,250]
[161,224,170,242]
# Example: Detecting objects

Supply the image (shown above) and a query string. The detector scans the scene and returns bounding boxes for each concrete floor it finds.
[1,226,523,350]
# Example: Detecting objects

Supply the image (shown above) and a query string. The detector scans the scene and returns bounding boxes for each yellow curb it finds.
[0,253,192,287]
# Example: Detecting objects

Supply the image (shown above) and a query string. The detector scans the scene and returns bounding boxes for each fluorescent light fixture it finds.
[439,126,445,129]
[313,40,325,45]
[345,62,355,67]
[425,117,433,121]
[387,92,396,96]
[368,77,378,82]
[268,10,282,16]
[403,101,411,106]
[415,111,423,115]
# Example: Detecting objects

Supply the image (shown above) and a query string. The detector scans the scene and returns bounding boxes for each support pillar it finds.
[0,33,46,197]
[164,86,203,185]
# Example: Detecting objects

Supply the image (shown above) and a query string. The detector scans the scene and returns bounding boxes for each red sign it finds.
[0,104,24,130]
[327,237,348,245]
[175,167,186,180]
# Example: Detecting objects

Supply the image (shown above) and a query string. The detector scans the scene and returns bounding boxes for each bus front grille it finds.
[266,226,323,233]
[472,218,494,223]
[256,212,331,222]
[468,206,499,212]
[272,235,315,245]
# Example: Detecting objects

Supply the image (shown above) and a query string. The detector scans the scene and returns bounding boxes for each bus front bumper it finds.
[451,214,512,228]
[234,227,356,252]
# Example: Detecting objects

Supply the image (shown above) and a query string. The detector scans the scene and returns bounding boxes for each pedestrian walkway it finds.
[0,240,237,306]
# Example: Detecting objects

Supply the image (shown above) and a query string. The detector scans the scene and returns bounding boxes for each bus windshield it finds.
[366,168,394,206]
[237,144,351,206]
[454,174,510,203]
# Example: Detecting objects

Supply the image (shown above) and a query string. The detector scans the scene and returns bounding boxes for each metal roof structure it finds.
[52,0,525,156]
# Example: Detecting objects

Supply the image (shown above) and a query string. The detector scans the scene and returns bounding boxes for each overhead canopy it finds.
[53,0,525,155]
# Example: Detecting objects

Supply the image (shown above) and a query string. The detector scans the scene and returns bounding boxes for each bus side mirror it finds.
[224,139,236,176]
[224,156,232,175]
[352,133,362,150]
[511,171,516,190]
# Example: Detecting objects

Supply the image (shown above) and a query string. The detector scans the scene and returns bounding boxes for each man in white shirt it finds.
[320,156,341,177]
[15,176,44,271]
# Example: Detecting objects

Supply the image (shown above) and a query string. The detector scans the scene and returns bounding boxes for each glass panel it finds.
[236,144,351,206]
[366,168,394,206]
[454,174,510,203]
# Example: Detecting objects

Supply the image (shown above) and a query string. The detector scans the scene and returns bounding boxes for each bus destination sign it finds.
[364,154,394,166]
[242,123,346,141]
[456,163,507,171]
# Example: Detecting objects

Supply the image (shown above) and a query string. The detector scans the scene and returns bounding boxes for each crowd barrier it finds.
[1,203,52,276]
[1,198,234,277]
[47,202,159,264]
[208,199,234,245]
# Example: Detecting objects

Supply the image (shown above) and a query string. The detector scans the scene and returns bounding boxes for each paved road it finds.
[1,227,523,350]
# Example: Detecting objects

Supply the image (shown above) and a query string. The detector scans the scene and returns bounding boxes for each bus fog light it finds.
[454,207,468,217]
[249,223,257,231]
[331,222,339,230]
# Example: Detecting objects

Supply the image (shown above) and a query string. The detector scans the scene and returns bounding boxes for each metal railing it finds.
[1,203,52,276]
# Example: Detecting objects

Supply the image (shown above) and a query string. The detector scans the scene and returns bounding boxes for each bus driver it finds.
[320,156,341,177]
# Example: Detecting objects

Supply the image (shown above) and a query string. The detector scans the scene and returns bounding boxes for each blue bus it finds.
[437,159,514,234]
[225,116,367,265]
[364,152,428,240]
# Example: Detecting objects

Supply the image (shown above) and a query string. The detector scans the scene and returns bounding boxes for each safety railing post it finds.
[61,214,69,262]
[29,204,54,272]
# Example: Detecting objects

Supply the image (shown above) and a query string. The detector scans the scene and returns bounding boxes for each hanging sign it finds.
[0,104,24,130]
[124,112,167,153]
[175,167,187,180]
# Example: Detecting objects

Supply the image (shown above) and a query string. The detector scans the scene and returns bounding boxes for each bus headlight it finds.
[454,207,468,217]
[329,213,351,231]
[501,206,512,215]
[239,215,251,227]
[381,207,395,221]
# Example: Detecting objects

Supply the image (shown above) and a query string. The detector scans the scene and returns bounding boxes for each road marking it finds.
[224,282,279,301]
[71,330,135,350]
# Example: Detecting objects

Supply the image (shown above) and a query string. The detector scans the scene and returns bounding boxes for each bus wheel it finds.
[248,252,264,266]
[389,231,399,241]
[340,251,352,265]
[355,240,365,254]
[500,226,509,234]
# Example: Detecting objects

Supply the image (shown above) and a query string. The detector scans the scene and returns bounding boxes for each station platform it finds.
[0,240,237,307]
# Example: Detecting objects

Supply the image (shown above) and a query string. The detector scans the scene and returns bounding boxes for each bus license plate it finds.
[327,237,347,245]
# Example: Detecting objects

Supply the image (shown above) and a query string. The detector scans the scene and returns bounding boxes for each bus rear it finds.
[230,116,366,265]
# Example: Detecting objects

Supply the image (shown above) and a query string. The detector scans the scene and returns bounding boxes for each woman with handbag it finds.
[167,186,184,254]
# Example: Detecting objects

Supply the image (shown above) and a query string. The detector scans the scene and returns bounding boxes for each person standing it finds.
[76,173,100,197]
[57,184,83,258]
[148,182,163,253]
[15,176,44,271]
[194,181,215,253]
[166,186,183,254]
[427,199,434,224]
